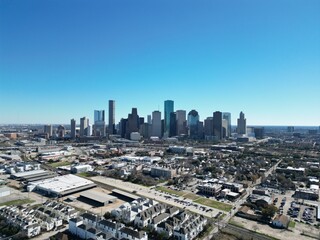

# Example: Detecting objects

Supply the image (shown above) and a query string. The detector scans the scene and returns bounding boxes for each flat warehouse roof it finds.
[80,190,117,203]
[112,189,140,200]
[11,169,47,178]
[30,174,96,195]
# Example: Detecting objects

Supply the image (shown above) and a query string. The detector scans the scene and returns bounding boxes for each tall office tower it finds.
[198,121,204,139]
[94,110,105,122]
[222,119,228,139]
[169,112,177,137]
[254,127,265,139]
[139,123,151,139]
[204,117,214,136]
[44,124,53,137]
[213,111,223,140]
[94,110,106,137]
[222,112,232,137]
[188,110,200,139]
[126,108,139,139]
[80,117,88,137]
[87,124,92,137]
[237,111,247,135]
[139,117,145,126]
[119,118,127,138]
[176,110,187,135]
[70,119,76,139]
[57,125,65,138]
[152,111,162,138]
[164,100,174,137]
[147,115,152,125]
[108,100,115,134]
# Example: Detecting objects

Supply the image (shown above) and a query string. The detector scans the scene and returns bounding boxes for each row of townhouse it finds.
[69,212,148,240]
[0,206,41,238]
[134,203,207,240]
[41,200,78,221]
[134,203,179,229]
[111,198,157,223]
[0,201,79,238]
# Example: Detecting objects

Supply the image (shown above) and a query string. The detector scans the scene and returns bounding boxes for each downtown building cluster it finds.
[43,100,250,141]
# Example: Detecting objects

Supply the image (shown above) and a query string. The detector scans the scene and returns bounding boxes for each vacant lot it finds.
[156,186,185,196]
[0,198,35,206]
[194,198,232,212]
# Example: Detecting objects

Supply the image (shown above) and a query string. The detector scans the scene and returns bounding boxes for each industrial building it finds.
[79,189,117,207]
[10,169,56,183]
[27,174,96,197]
[112,189,140,201]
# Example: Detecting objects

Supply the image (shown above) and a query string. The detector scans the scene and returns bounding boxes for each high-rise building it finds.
[108,100,115,134]
[213,111,223,140]
[80,117,89,137]
[126,108,139,139]
[147,115,152,125]
[164,100,174,137]
[169,112,177,137]
[152,111,162,138]
[57,125,65,138]
[94,110,106,137]
[119,118,128,138]
[222,112,231,137]
[70,119,76,139]
[44,124,53,138]
[254,127,265,139]
[204,117,213,137]
[237,111,247,135]
[94,110,105,122]
[188,110,200,139]
[176,110,187,135]
[222,119,228,139]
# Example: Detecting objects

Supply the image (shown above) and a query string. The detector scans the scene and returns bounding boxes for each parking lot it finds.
[270,189,318,226]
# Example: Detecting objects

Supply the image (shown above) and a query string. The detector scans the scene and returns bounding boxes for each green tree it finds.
[261,204,277,219]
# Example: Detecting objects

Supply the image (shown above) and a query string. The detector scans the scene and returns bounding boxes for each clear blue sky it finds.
[0,0,319,126]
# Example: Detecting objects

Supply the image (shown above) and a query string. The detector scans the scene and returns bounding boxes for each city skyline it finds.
[1,1,320,126]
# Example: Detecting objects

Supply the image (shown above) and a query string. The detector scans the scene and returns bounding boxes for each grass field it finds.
[156,186,185,196]
[49,161,71,168]
[0,198,35,207]
[182,192,201,200]
[194,198,232,212]
[289,221,296,228]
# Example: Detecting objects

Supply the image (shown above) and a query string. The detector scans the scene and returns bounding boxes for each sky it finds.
[0,0,319,126]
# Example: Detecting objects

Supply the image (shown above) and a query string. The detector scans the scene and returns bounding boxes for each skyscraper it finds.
[108,100,115,134]
[237,111,247,135]
[169,112,177,137]
[176,110,187,135]
[147,115,152,125]
[152,111,162,138]
[164,100,174,137]
[94,110,105,122]
[213,111,223,140]
[204,117,213,137]
[126,108,139,139]
[44,124,53,137]
[70,119,76,139]
[94,110,106,137]
[222,112,232,137]
[80,117,88,137]
[188,110,200,139]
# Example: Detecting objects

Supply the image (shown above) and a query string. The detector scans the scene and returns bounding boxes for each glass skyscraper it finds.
[164,100,174,136]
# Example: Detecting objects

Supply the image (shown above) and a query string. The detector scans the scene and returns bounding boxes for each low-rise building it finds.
[271,214,290,229]
[150,166,176,179]
[197,183,222,197]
